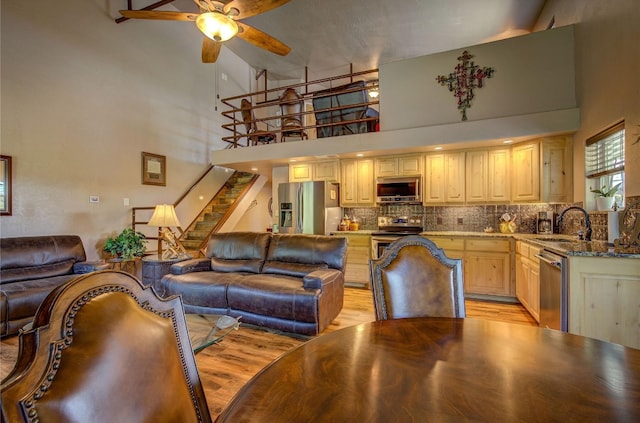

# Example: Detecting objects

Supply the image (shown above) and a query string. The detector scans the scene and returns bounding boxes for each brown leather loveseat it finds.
[156,232,348,336]
[0,235,109,337]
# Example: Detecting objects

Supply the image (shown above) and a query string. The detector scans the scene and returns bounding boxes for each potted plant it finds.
[590,183,621,211]
[104,227,147,260]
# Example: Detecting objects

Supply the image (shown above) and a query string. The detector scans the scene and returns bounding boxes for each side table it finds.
[141,254,191,289]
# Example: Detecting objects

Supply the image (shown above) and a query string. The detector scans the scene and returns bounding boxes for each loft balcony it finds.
[220,69,379,148]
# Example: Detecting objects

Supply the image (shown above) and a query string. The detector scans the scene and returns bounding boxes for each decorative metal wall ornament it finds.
[436,50,495,121]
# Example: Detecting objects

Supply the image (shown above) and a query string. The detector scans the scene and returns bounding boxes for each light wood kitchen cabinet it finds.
[568,256,640,350]
[340,159,374,206]
[487,148,511,202]
[289,160,339,182]
[464,238,512,297]
[511,142,540,202]
[424,152,465,204]
[427,235,513,298]
[332,233,371,288]
[466,148,510,203]
[375,154,423,177]
[465,151,487,202]
[515,241,540,322]
[428,236,464,259]
[541,136,572,203]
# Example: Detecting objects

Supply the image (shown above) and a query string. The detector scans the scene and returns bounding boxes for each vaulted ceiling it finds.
[122,0,547,79]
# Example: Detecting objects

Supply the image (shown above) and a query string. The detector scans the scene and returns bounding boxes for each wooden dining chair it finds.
[369,235,465,320]
[279,88,308,142]
[1,270,212,423]
[240,98,277,146]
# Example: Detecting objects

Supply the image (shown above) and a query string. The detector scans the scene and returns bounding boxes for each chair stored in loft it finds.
[279,88,308,142]
[241,98,277,146]
[1,270,212,423]
[369,235,465,320]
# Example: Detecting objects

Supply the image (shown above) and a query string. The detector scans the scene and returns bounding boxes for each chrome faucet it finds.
[557,206,592,241]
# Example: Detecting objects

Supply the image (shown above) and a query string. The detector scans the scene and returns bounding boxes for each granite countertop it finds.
[420,231,640,259]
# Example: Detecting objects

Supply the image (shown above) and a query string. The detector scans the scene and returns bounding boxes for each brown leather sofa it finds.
[156,232,348,336]
[0,235,109,337]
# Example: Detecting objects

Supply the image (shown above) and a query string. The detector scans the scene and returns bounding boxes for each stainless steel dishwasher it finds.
[537,250,568,332]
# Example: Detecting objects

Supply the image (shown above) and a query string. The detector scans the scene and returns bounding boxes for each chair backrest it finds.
[279,88,303,128]
[369,235,465,320]
[1,271,212,423]
[241,98,256,134]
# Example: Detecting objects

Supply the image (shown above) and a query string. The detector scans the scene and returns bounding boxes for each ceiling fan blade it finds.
[236,22,290,56]
[202,37,222,63]
[118,10,198,21]
[224,0,291,20]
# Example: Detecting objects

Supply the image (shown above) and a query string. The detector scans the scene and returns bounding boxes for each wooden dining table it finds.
[216,317,640,422]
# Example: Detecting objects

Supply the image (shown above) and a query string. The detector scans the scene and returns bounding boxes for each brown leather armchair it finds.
[369,235,465,320]
[1,270,212,423]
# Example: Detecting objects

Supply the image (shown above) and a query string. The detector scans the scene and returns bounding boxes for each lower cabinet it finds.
[568,256,640,350]
[464,239,512,297]
[332,233,371,288]
[428,236,513,299]
[515,241,540,322]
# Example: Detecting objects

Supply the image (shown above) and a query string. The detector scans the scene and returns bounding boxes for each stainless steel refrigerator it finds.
[278,181,341,235]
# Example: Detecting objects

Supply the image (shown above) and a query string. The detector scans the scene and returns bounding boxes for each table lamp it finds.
[148,204,188,259]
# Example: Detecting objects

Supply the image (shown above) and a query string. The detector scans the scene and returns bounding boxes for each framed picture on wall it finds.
[142,152,166,186]
[0,155,12,216]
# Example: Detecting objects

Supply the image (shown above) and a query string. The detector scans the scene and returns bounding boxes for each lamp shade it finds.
[196,12,239,42]
[148,204,181,228]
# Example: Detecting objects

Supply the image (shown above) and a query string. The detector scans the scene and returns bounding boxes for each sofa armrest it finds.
[73,261,111,274]
[303,269,343,290]
[170,258,212,275]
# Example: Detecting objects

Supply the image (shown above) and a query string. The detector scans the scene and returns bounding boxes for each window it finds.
[585,121,625,208]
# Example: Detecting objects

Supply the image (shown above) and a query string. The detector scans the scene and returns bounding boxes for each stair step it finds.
[186,231,210,240]
[182,240,204,249]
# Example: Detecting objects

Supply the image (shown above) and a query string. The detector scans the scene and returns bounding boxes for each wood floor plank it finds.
[0,288,536,419]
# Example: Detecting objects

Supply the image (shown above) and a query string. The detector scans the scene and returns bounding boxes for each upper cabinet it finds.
[289,160,340,183]
[340,159,374,206]
[424,152,465,204]
[511,142,540,202]
[375,155,423,178]
[541,136,573,203]
[511,136,572,203]
[465,148,510,203]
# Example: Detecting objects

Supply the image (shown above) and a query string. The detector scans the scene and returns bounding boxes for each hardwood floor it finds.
[0,288,536,419]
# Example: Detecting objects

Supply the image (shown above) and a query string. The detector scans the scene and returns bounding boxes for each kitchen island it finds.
[422,231,640,349]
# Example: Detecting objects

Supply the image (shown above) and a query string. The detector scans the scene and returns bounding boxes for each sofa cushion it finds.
[0,235,86,283]
[0,274,80,322]
[158,272,244,309]
[262,261,329,278]
[207,232,271,273]
[263,234,347,274]
[227,274,319,323]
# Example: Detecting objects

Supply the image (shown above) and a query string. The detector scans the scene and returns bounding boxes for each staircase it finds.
[179,171,257,256]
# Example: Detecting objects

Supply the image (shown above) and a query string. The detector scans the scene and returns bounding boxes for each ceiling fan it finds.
[118,0,291,63]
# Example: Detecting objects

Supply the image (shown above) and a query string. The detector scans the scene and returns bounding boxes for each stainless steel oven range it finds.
[371,215,423,259]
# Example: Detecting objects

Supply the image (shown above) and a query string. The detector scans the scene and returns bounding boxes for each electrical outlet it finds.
[457,218,464,225]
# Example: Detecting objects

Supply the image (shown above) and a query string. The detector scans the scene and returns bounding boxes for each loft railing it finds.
[220,68,380,148]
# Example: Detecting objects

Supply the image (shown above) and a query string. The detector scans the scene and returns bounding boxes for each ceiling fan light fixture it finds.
[368,87,379,98]
[196,12,238,42]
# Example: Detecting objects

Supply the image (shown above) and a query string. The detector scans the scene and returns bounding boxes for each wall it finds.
[533,0,640,200]
[0,0,254,259]
[380,25,577,130]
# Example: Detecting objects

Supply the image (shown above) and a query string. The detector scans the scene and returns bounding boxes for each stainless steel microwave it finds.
[376,177,421,204]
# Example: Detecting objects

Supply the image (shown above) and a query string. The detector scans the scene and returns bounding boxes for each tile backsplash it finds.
[344,196,640,244]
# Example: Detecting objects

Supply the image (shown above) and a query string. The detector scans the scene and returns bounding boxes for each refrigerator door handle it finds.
[296,185,303,233]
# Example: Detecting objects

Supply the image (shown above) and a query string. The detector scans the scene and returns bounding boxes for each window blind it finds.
[585,122,625,178]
